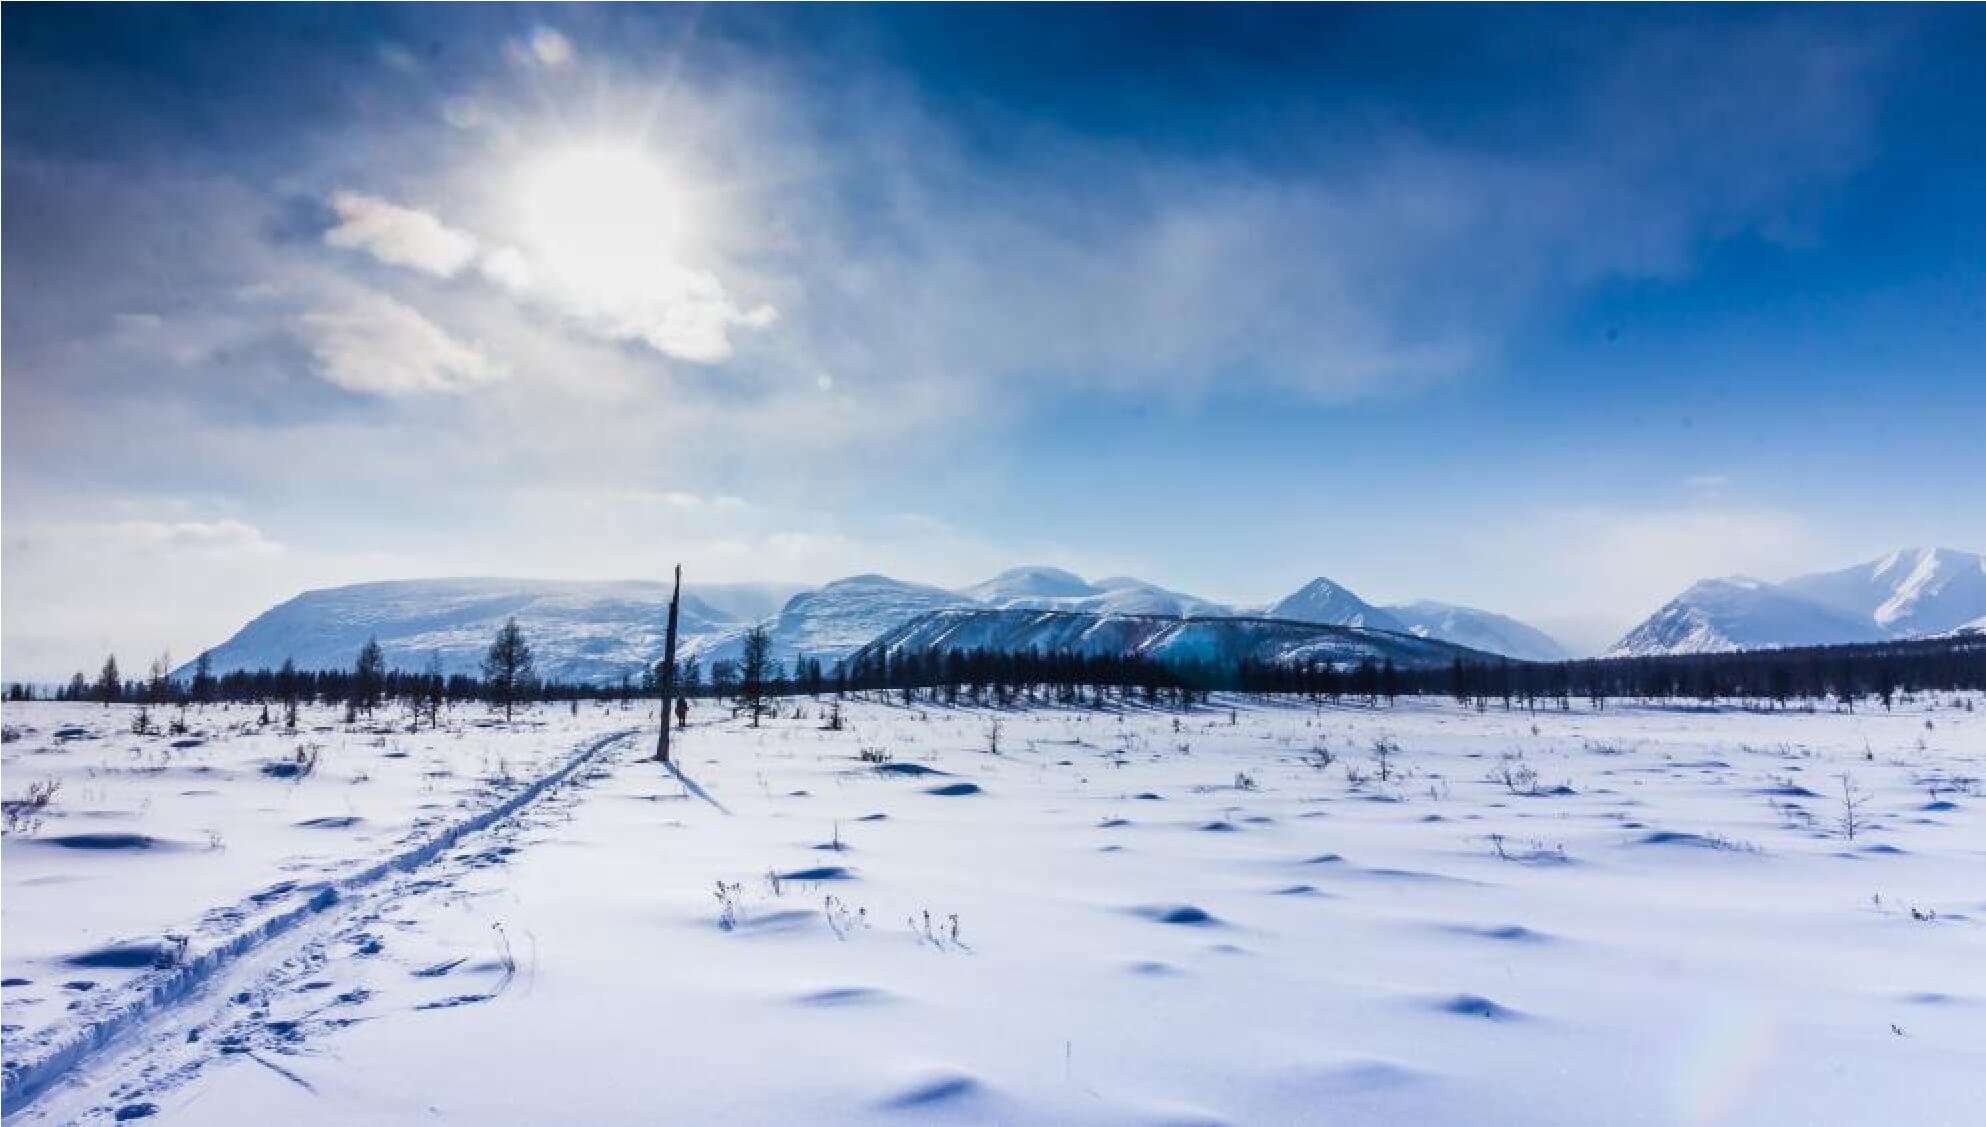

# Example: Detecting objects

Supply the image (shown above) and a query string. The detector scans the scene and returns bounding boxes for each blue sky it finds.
[4,4,1983,677]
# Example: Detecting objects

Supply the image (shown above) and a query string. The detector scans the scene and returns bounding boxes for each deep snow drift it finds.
[4,695,1983,1124]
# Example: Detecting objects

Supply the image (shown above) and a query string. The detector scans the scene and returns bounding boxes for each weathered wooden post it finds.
[653,563,682,763]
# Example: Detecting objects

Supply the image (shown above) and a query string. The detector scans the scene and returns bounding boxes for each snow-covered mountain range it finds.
[962,567,1229,618]
[1383,600,1574,662]
[1608,547,1986,656]
[1262,578,1404,631]
[189,566,1570,684]
[852,607,1486,671]
[189,578,805,684]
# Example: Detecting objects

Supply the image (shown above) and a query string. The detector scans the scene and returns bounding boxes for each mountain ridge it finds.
[182,566,1573,684]
[1609,548,1986,656]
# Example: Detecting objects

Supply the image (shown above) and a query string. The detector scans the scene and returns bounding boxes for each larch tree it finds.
[482,618,535,722]
[96,654,122,706]
[739,626,774,727]
[190,651,216,704]
[352,637,387,716]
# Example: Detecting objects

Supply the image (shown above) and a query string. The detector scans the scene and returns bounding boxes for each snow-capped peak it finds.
[959,566,1099,604]
[1264,578,1405,633]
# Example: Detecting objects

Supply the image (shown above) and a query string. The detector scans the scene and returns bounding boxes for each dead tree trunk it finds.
[653,563,682,763]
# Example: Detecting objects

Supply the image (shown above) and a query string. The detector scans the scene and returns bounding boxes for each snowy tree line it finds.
[1399,633,1986,712]
[9,621,1981,716]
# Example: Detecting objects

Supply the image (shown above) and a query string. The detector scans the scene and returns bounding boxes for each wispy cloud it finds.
[323,192,480,277]
[320,190,774,364]
[299,293,500,396]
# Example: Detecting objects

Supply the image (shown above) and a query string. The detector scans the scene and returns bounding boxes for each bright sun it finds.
[514,144,691,294]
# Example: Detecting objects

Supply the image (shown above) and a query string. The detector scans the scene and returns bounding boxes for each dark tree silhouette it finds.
[190,651,217,704]
[96,655,122,706]
[482,618,535,722]
[739,626,774,727]
[421,651,446,729]
[351,637,387,716]
[278,656,300,728]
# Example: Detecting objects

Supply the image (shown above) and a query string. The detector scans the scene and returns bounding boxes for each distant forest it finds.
[11,620,1982,719]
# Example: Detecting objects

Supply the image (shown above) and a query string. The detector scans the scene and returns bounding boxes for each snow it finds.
[965,569,1234,619]
[1607,577,1888,657]
[691,574,978,668]
[7,694,1984,1124]
[1384,601,1572,663]
[0,703,634,1068]
[1788,547,1986,637]
[1264,578,1406,632]
[188,578,806,684]
[185,570,1576,688]
[1619,549,1986,657]
[858,608,1481,667]
[959,566,1100,604]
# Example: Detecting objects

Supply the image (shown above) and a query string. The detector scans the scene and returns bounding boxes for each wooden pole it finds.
[654,563,681,763]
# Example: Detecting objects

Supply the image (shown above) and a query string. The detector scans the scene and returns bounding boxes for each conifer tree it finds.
[482,618,535,722]
[96,654,122,705]
[739,626,774,727]
[352,637,387,716]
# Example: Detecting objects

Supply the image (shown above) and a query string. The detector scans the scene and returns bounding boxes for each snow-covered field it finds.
[4,695,1983,1125]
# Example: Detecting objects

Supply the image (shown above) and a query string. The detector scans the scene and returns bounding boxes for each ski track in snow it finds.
[3,726,640,1121]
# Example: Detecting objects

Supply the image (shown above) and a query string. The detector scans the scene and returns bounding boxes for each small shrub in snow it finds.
[823,895,869,940]
[714,880,745,930]
[1489,752,1538,796]
[910,909,965,951]
[1372,736,1400,783]
[491,922,517,977]
[1485,833,1569,864]
[2,777,61,835]
[1837,773,1869,841]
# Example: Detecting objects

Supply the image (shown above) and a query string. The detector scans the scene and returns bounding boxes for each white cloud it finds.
[508,28,575,69]
[299,293,500,396]
[3,519,281,680]
[543,263,774,363]
[2,515,431,682]
[321,191,774,364]
[478,245,533,292]
[323,191,481,277]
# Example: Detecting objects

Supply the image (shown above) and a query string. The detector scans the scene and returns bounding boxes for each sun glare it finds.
[515,144,692,295]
